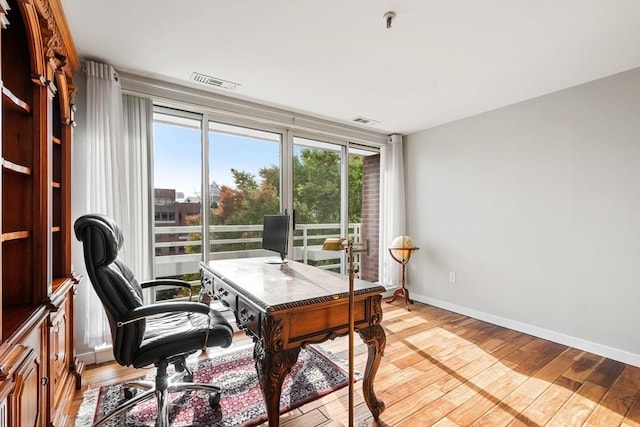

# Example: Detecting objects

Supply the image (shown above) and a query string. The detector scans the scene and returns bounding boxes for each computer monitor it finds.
[261,214,290,264]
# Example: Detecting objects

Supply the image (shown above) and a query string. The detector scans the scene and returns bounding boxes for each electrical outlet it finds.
[449,272,456,283]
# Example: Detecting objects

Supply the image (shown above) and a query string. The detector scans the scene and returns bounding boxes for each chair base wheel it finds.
[209,392,221,407]
[124,388,137,400]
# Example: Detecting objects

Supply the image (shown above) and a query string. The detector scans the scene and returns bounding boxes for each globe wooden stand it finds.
[386,247,418,311]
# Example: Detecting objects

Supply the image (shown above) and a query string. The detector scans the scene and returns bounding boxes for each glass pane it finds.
[292,137,343,271]
[208,122,282,259]
[152,111,202,300]
[350,146,380,282]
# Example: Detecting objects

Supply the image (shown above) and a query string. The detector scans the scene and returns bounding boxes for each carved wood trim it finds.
[54,70,71,123]
[300,332,340,348]
[261,317,285,353]
[221,276,385,313]
[0,0,10,29]
[371,295,383,326]
[32,0,79,73]
[3,0,79,90]
[15,0,46,81]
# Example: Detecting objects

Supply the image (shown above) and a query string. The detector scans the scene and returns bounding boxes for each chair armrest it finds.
[140,279,193,301]
[139,279,192,290]
[117,301,210,327]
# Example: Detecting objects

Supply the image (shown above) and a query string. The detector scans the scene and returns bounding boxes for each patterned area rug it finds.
[75,345,351,427]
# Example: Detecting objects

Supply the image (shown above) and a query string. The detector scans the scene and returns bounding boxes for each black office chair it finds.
[74,214,233,427]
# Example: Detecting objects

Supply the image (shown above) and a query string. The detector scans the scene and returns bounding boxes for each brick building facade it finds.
[360,154,380,282]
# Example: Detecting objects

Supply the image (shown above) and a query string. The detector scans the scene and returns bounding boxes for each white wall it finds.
[405,68,640,366]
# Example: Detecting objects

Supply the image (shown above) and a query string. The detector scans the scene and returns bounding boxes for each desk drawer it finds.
[213,278,237,311]
[237,299,261,338]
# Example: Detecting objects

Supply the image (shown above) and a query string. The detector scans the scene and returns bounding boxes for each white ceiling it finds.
[60,0,640,135]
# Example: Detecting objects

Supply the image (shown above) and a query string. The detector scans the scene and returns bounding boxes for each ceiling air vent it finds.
[190,72,240,91]
[352,116,380,126]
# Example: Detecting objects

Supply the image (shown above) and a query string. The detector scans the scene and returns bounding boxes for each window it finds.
[151,105,381,296]
[292,137,343,270]
[208,122,282,258]
[152,109,203,300]
[350,145,380,282]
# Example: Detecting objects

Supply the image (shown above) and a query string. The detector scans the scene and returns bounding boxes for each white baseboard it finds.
[78,290,638,369]
[77,345,114,366]
[410,292,640,368]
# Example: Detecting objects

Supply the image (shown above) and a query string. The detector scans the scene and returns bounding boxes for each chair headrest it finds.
[74,214,124,267]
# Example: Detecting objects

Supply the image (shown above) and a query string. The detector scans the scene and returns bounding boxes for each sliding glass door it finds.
[208,122,282,259]
[349,145,380,282]
[292,137,343,269]
[152,109,203,300]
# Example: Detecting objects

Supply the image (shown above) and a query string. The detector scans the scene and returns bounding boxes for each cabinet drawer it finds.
[237,299,261,338]
[213,278,237,311]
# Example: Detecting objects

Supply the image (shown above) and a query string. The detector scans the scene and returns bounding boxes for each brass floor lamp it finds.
[322,237,370,426]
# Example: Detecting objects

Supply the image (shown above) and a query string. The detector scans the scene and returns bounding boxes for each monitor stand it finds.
[264,254,288,264]
[264,258,288,264]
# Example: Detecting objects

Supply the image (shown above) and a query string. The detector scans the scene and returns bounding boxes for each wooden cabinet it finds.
[7,311,47,427]
[0,0,81,425]
[48,281,78,427]
[12,350,42,427]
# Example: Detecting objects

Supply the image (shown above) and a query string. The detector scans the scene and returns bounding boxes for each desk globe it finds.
[387,235,419,311]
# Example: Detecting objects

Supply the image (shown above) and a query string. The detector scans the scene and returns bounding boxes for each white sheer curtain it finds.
[74,61,153,348]
[121,94,154,284]
[380,134,406,288]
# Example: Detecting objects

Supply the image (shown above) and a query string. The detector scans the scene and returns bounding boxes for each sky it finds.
[153,123,280,198]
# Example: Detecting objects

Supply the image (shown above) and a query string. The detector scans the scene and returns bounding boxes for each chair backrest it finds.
[74,214,145,366]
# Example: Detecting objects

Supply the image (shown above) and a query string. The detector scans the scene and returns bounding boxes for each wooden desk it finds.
[199,258,387,426]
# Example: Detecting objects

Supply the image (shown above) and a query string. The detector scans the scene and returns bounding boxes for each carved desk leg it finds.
[254,318,301,427]
[358,296,386,420]
[358,324,386,419]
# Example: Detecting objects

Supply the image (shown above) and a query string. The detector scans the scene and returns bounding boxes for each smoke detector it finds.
[190,72,240,91]
[384,11,396,29]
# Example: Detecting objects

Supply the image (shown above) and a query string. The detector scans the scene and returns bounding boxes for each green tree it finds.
[216,185,243,224]
[293,149,341,224]
[348,155,363,223]
[171,149,365,288]
[184,213,204,254]
[292,149,362,224]
[224,166,280,225]
[185,148,363,253]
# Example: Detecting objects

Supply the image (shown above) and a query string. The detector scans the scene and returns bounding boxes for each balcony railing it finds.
[154,223,362,279]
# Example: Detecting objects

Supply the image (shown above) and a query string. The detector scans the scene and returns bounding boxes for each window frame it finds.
[149,96,381,277]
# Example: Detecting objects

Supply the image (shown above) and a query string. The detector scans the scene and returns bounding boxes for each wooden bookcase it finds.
[0,0,81,425]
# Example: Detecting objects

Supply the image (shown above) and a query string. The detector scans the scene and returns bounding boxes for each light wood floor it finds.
[70,302,640,426]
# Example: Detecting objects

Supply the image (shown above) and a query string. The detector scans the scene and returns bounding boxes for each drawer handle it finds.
[239,308,254,323]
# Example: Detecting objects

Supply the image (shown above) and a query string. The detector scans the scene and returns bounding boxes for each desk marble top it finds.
[201,257,385,312]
